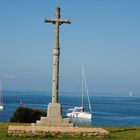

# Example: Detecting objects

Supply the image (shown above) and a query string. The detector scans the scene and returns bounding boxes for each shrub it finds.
[10,107,47,123]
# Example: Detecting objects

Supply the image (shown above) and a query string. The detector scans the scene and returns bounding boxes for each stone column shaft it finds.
[44,7,71,104]
[52,25,60,103]
[52,8,60,103]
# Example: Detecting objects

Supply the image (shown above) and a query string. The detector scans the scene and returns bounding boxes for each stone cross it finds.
[34,7,73,127]
[44,7,71,103]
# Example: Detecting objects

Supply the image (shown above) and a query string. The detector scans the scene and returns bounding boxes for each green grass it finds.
[0,123,140,140]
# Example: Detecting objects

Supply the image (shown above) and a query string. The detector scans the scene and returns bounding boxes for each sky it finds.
[0,0,140,96]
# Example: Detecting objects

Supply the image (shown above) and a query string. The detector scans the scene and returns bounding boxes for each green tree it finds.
[10,107,47,123]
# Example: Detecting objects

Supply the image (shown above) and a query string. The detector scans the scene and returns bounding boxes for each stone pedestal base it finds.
[47,103,62,118]
[32,103,73,127]
[7,103,110,137]
[8,126,109,137]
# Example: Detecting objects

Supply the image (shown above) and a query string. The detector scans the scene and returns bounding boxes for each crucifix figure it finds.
[44,7,71,103]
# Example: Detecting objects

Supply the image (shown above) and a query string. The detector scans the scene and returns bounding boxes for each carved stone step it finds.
[36,121,73,127]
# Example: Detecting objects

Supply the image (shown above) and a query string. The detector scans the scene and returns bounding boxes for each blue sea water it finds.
[0,91,140,126]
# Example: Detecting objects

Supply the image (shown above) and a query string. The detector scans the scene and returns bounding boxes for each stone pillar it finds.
[52,7,60,103]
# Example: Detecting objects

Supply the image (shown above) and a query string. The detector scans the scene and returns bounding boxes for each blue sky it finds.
[0,0,140,96]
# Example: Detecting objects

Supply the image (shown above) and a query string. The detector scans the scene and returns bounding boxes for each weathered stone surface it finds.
[32,103,74,127]
[8,126,109,137]
[47,103,62,118]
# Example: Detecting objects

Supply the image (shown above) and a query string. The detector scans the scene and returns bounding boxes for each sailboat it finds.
[130,91,132,97]
[0,81,4,111]
[66,66,92,119]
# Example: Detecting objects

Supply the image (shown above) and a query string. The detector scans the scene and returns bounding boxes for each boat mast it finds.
[82,66,92,113]
[82,65,84,108]
[0,80,2,105]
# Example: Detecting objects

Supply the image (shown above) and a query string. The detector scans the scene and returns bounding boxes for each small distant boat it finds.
[0,81,4,111]
[130,91,132,97]
[0,100,4,111]
[67,66,92,119]
[20,101,24,106]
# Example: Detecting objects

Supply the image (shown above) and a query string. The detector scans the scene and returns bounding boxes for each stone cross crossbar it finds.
[44,18,71,25]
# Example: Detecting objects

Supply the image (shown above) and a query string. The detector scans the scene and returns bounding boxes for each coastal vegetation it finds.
[10,107,46,123]
[0,123,140,140]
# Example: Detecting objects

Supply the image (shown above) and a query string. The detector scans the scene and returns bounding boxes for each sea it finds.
[0,90,140,126]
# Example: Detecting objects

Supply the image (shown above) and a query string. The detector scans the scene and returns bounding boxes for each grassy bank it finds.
[0,123,140,140]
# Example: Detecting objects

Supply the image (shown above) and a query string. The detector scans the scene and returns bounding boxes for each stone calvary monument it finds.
[34,7,73,127]
[8,7,109,137]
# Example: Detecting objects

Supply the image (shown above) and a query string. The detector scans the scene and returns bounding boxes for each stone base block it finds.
[47,103,62,118]
[8,126,109,137]
[35,117,73,127]
[32,103,73,127]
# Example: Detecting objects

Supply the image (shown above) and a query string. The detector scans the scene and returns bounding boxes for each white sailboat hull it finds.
[67,112,92,119]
